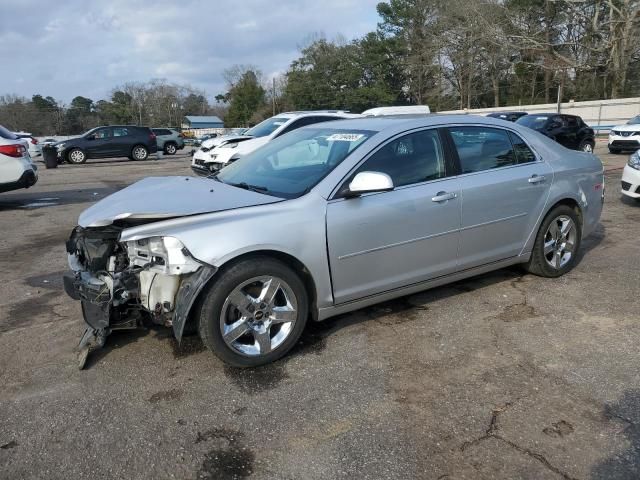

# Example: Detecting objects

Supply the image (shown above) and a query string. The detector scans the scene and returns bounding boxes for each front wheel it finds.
[131,145,149,160]
[198,257,309,367]
[579,140,594,153]
[524,205,582,278]
[67,148,87,164]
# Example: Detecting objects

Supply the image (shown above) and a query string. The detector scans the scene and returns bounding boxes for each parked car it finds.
[621,150,640,200]
[607,115,640,153]
[361,105,430,116]
[191,134,255,174]
[56,126,157,164]
[0,125,38,193]
[191,111,358,175]
[152,128,185,155]
[486,111,528,122]
[64,115,604,368]
[13,132,41,157]
[516,113,595,152]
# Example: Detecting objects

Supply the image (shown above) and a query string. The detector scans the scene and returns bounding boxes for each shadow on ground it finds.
[591,389,640,480]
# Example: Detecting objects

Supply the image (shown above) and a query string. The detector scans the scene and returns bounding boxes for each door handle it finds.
[528,175,546,184]
[431,191,457,202]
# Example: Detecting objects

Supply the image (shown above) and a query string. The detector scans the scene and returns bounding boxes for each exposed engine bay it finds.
[64,225,216,368]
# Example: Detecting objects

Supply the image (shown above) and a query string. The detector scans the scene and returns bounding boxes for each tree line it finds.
[2,0,638,133]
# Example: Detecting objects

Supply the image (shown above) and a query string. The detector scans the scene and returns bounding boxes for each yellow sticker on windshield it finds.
[327,133,365,142]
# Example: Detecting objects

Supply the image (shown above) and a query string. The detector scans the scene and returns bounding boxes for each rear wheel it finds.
[198,257,308,367]
[164,142,177,155]
[131,145,149,160]
[524,205,581,278]
[67,148,87,164]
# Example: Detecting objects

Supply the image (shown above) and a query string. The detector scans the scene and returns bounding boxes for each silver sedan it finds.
[64,115,604,367]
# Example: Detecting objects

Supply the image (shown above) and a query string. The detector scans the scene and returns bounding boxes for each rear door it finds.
[112,127,133,156]
[447,126,552,269]
[326,128,461,304]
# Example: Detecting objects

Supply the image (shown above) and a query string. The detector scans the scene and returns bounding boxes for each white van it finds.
[361,105,430,116]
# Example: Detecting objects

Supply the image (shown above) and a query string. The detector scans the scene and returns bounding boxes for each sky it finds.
[0,0,381,104]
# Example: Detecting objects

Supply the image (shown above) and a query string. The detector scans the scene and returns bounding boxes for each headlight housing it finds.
[56,143,65,151]
[629,151,640,170]
[126,236,201,275]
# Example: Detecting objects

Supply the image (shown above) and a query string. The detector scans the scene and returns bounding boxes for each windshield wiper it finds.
[229,182,269,193]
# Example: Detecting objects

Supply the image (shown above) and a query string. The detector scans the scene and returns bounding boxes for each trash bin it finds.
[42,145,58,169]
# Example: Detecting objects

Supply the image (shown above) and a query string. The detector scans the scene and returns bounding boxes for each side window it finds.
[353,129,446,187]
[113,127,129,137]
[508,132,536,164]
[94,128,111,139]
[449,126,516,173]
[565,116,578,129]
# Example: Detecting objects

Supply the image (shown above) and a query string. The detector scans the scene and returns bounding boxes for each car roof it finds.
[306,114,525,133]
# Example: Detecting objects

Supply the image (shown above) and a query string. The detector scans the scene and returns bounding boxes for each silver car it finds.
[64,115,604,368]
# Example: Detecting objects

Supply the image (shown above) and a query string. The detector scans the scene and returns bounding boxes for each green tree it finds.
[221,67,266,127]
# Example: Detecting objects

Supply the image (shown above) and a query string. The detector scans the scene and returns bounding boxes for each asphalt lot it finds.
[0,145,639,480]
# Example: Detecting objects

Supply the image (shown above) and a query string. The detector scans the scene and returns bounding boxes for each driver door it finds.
[326,128,461,304]
[86,127,114,157]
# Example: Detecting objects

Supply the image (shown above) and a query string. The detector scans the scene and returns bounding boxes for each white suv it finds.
[0,125,38,193]
[608,115,640,153]
[191,111,358,175]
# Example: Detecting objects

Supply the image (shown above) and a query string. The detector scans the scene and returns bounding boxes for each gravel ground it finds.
[0,146,638,480]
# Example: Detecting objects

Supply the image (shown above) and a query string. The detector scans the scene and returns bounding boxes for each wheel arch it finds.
[182,249,320,337]
[544,197,583,229]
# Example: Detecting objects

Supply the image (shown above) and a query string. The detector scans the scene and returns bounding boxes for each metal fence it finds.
[438,97,640,133]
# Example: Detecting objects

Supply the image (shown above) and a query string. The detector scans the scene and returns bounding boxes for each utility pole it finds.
[272,78,276,116]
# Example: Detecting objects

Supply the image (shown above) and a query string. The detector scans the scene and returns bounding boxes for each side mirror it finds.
[346,171,394,197]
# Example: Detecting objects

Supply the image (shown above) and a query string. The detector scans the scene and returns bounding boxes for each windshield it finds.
[244,117,289,138]
[627,115,640,125]
[516,115,548,130]
[216,127,374,199]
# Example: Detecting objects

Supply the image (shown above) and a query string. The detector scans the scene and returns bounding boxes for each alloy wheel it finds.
[543,215,577,269]
[69,150,85,163]
[133,147,147,160]
[220,276,298,357]
[582,143,593,153]
[165,144,176,154]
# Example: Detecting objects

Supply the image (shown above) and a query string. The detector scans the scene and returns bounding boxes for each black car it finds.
[56,126,158,164]
[486,111,528,122]
[516,113,595,153]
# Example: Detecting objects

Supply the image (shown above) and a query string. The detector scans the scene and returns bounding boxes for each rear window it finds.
[0,125,18,140]
[516,115,549,130]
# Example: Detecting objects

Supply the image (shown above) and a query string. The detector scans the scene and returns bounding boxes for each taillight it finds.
[150,132,156,140]
[0,144,26,157]
[31,138,38,144]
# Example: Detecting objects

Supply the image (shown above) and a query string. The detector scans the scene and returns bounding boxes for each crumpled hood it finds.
[201,135,251,149]
[78,176,281,227]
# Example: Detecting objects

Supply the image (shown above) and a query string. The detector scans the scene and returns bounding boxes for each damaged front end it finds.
[63,226,216,368]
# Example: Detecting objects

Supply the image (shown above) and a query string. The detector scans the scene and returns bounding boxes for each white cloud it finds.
[0,0,381,102]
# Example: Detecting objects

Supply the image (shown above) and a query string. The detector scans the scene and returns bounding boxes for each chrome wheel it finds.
[165,143,176,154]
[582,143,593,153]
[543,215,576,269]
[132,146,148,160]
[69,149,85,163]
[220,276,298,357]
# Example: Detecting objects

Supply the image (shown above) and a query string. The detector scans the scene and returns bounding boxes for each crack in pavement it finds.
[460,399,580,480]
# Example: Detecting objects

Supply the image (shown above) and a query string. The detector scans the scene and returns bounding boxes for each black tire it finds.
[579,140,594,153]
[524,205,582,278]
[198,256,308,367]
[164,142,177,155]
[67,148,87,164]
[131,145,149,161]
[608,147,621,154]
